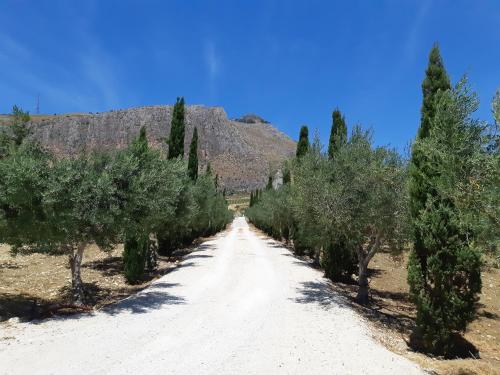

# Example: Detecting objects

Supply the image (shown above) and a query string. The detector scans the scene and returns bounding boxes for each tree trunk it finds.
[69,243,87,306]
[313,246,321,266]
[357,259,369,305]
[356,234,381,305]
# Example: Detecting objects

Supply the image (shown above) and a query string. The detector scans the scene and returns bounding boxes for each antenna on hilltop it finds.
[35,94,40,114]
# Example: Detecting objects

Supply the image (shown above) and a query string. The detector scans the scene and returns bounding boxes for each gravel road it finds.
[0,217,423,374]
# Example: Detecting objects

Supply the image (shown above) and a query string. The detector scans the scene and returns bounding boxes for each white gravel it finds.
[0,217,423,374]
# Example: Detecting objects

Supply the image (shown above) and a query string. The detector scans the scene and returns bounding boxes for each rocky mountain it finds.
[17,105,296,192]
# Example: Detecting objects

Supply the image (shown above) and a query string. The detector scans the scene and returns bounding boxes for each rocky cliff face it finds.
[25,105,296,192]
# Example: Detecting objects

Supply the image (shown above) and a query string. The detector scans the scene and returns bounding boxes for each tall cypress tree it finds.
[324,110,354,281]
[409,45,451,278]
[266,174,273,190]
[11,105,31,147]
[168,97,186,159]
[418,45,451,139]
[123,127,151,284]
[328,109,347,159]
[406,45,482,355]
[296,125,309,158]
[188,127,199,181]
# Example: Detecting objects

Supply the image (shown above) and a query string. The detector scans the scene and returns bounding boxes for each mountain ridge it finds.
[11,105,295,192]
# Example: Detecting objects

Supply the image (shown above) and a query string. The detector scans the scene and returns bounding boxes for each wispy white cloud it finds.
[80,48,120,109]
[204,40,219,99]
[0,25,124,113]
[405,0,432,62]
[0,32,31,60]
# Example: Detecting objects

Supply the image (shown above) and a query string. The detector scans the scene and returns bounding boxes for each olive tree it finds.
[330,127,409,304]
[0,144,122,305]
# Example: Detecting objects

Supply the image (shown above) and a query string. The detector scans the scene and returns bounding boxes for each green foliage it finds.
[123,233,148,284]
[190,173,233,237]
[168,97,186,159]
[328,109,347,159]
[0,121,232,299]
[246,184,294,242]
[0,105,31,159]
[0,142,52,249]
[282,162,291,185]
[408,79,490,355]
[322,236,357,282]
[419,44,451,139]
[0,130,11,159]
[11,105,31,147]
[266,175,273,190]
[291,137,331,259]
[296,125,309,158]
[493,89,500,125]
[247,129,408,294]
[188,127,199,181]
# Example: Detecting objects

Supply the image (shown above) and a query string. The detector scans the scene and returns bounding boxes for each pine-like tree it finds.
[296,126,309,158]
[418,45,451,139]
[407,47,481,355]
[188,127,199,181]
[410,45,451,278]
[168,97,186,159]
[11,105,31,146]
[266,175,273,190]
[123,127,151,283]
[283,166,291,184]
[123,233,148,284]
[327,109,347,159]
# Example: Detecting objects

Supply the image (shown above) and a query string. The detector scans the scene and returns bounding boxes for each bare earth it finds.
[0,217,422,374]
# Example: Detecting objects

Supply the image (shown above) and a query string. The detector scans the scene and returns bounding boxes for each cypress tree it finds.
[409,45,451,278]
[188,127,199,181]
[131,126,148,159]
[123,233,148,284]
[418,45,451,139]
[249,191,254,207]
[168,97,186,159]
[11,105,31,147]
[266,175,273,190]
[328,109,347,159]
[296,126,309,158]
[407,45,482,355]
[283,167,291,184]
[123,127,151,283]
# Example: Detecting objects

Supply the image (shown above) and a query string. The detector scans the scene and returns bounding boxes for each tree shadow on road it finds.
[293,281,349,309]
[102,282,186,315]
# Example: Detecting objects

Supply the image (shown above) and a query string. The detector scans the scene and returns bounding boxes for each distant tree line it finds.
[246,45,499,356]
[0,97,232,305]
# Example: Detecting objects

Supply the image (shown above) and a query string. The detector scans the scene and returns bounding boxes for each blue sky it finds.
[1,1,499,149]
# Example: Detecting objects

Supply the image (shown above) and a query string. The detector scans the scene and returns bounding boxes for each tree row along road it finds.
[0,217,422,374]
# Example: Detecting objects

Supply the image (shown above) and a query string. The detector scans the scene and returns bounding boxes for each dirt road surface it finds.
[0,217,422,374]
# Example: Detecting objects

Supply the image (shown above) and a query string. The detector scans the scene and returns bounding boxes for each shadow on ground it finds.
[102,282,185,315]
[1,240,215,323]
[83,256,123,277]
[289,249,480,359]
